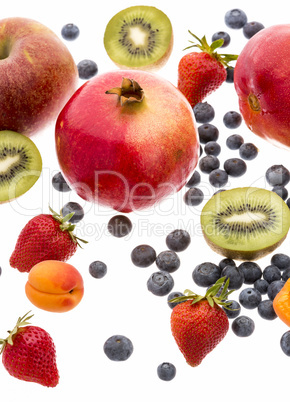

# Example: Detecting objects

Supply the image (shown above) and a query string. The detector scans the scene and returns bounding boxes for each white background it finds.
[1,0,290,401]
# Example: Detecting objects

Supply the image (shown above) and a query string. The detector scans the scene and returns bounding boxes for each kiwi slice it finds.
[0,130,42,202]
[103,5,173,71]
[200,187,290,261]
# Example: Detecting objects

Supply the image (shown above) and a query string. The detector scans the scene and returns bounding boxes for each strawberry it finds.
[0,312,59,387]
[170,277,234,367]
[9,207,87,273]
[178,32,238,108]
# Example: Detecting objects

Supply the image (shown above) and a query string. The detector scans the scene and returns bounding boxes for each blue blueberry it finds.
[258,299,277,320]
[183,187,204,206]
[263,264,281,283]
[287,198,290,209]
[265,165,290,186]
[282,268,290,282]
[193,102,215,123]
[280,331,290,356]
[147,271,174,296]
[108,215,132,237]
[239,143,258,160]
[239,288,262,309]
[209,169,228,188]
[61,201,84,223]
[226,134,244,150]
[223,158,247,177]
[167,291,185,309]
[199,155,220,174]
[52,172,71,192]
[243,21,265,39]
[232,316,255,337]
[192,262,221,287]
[223,111,242,129]
[226,66,234,83]
[89,261,107,278]
[131,245,156,267]
[225,9,248,29]
[103,335,133,361]
[238,261,262,284]
[198,123,219,143]
[254,279,269,295]
[221,265,244,290]
[77,59,98,80]
[222,300,241,319]
[61,23,80,41]
[204,141,221,156]
[267,280,285,300]
[212,31,231,47]
[156,251,180,273]
[186,170,201,188]
[271,253,290,271]
[157,362,176,381]
[219,258,236,270]
[272,185,288,200]
[166,229,191,252]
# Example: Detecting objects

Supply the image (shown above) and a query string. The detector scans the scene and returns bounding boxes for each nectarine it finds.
[25,260,84,313]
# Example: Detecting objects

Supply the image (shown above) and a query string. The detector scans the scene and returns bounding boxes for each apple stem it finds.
[105,77,145,106]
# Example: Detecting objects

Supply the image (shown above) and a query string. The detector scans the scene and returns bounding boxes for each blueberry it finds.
[280,331,290,356]
[258,299,277,320]
[52,172,71,192]
[239,143,258,160]
[223,158,247,177]
[223,111,242,129]
[212,31,231,47]
[167,291,185,309]
[147,271,174,296]
[89,261,107,278]
[254,279,269,295]
[198,123,219,143]
[107,215,133,238]
[61,23,80,41]
[192,262,221,287]
[271,253,290,271]
[157,362,176,381]
[209,169,228,188]
[243,21,265,39]
[265,165,290,186]
[226,66,234,83]
[226,134,244,150]
[263,264,281,283]
[287,198,290,209]
[267,280,285,300]
[77,59,98,80]
[166,229,191,252]
[282,268,290,282]
[204,141,221,156]
[199,155,220,174]
[232,316,255,337]
[221,265,244,290]
[225,9,248,29]
[272,185,288,200]
[61,201,84,223]
[156,251,180,273]
[186,170,201,188]
[131,245,156,267]
[222,300,241,319]
[219,258,236,270]
[199,145,203,157]
[103,335,133,361]
[183,187,204,206]
[239,288,262,309]
[193,102,215,123]
[238,261,262,284]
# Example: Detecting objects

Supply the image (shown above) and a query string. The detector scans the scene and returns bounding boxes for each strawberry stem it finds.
[0,311,33,354]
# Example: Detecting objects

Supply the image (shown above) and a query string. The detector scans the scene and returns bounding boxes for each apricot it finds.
[25,260,84,313]
[273,279,290,326]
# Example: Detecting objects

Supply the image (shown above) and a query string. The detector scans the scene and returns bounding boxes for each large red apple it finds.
[55,70,199,213]
[234,24,290,149]
[0,17,78,137]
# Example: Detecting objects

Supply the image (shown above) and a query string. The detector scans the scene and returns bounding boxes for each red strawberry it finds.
[178,32,238,108]
[0,312,59,387]
[170,277,234,367]
[9,207,87,272]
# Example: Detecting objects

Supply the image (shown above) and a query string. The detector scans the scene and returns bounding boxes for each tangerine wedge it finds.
[273,279,290,326]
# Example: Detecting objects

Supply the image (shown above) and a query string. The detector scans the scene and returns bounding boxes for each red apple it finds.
[234,24,290,149]
[55,70,199,213]
[0,17,79,137]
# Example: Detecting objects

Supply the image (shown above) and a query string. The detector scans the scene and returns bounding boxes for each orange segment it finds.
[273,279,290,326]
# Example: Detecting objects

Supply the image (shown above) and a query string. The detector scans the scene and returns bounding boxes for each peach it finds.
[25,260,84,313]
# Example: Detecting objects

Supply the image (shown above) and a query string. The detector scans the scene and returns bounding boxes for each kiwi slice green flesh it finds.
[0,130,42,202]
[103,5,173,70]
[200,187,290,261]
